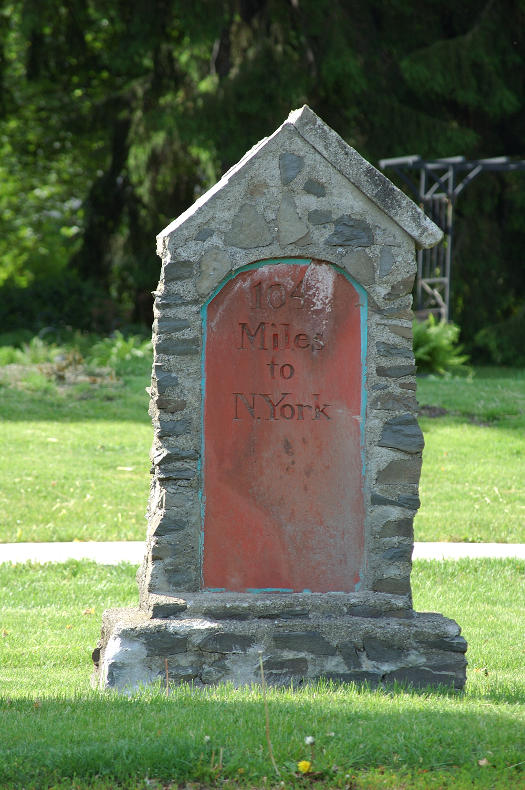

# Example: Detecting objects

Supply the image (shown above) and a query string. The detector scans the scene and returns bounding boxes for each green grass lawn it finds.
[1,357,524,543]
[0,558,523,789]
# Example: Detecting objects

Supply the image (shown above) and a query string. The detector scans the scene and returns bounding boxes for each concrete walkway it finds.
[1,541,524,565]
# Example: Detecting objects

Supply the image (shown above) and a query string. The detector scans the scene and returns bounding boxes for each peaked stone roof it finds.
[158,105,442,250]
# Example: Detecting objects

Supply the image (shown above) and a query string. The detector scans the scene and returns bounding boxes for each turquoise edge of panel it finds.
[200,257,368,593]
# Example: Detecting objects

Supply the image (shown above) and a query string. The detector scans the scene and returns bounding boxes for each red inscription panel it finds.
[202,260,364,592]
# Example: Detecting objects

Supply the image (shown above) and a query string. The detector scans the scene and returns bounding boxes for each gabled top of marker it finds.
[157,105,442,252]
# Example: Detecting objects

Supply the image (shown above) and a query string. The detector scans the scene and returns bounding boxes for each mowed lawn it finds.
[0,558,523,789]
[0,359,524,543]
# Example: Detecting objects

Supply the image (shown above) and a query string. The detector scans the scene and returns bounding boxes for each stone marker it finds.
[93,106,467,691]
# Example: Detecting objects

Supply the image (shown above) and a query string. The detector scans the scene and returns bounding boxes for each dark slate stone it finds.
[372,305,413,320]
[376,459,420,485]
[157,419,191,438]
[168,666,201,681]
[378,518,413,539]
[154,368,179,394]
[159,449,199,462]
[308,209,332,225]
[376,365,417,378]
[378,414,424,454]
[399,381,417,391]
[388,324,413,340]
[370,393,418,411]
[427,636,468,653]
[143,632,188,656]
[379,247,395,277]
[150,599,188,618]
[371,492,420,510]
[157,319,191,334]
[153,518,188,537]
[156,466,196,481]
[338,642,362,668]
[201,607,251,621]
[385,667,456,689]
[92,647,100,667]
[195,228,214,241]
[264,657,308,674]
[279,152,304,185]
[376,342,412,359]
[382,545,413,562]
[363,637,405,663]
[321,671,381,687]
[303,178,326,197]
[156,396,186,412]
[156,337,200,356]
[424,652,467,673]
[163,260,194,282]
[154,293,197,307]
[273,631,336,656]
[259,609,309,620]
[326,215,373,246]
[151,542,175,560]
[163,568,197,588]
[386,275,415,300]
[346,606,382,619]
[198,633,255,653]
[373,577,411,595]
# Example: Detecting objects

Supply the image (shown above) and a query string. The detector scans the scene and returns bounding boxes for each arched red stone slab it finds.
[202,260,365,592]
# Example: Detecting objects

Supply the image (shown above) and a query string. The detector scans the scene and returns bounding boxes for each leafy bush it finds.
[474,307,525,366]
[86,331,151,374]
[413,316,470,375]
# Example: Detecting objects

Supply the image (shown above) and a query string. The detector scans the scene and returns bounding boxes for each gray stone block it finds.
[376,342,412,358]
[377,514,413,539]
[363,637,405,663]
[379,247,395,277]
[198,633,255,653]
[372,577,411,595]
[156,319,191,333]
[376,459,421,485]
[154,368,179,393]
[156,397,186,413]
[224,204,274,248]
[338,642,362,668]
[386,274,415,299]
[156,337,199,356]
[263,657,308,674]
[303,178,326,196]
[326,215,373,246]
[272,631,336,655]
[385,666,459,689]
[195,228,214,241]
[279,152,304,184]
[142,632,188,656]
[341,249,375,286]
[376,364,417,378]
[277,194,309,245]
[157,419,191,438]
[378,414,424,453]
[381,545,413,562]
[371,492,420,510]
[308,209,332,225]
[163,260,194,281]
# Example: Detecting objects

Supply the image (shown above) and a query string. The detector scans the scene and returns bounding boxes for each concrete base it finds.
[92,592,467,691]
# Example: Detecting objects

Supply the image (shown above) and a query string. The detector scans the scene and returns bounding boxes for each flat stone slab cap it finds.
[157,105,442,251]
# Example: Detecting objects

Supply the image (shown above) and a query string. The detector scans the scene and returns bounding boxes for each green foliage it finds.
[0,0,524,340]
[413,316,470,375]
[474,306,525,366]
[87,331,152,374]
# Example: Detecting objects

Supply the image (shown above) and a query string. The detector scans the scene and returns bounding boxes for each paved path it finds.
[1,541,524,565]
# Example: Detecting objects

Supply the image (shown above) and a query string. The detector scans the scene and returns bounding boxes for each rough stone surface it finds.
[303,178,326,196]
[196,246,231,296]
[326,215,373,246]
[224,204,274,249]
[94,105,463,693]
[341,249,375,286]
[279,152,305,184]
[277,194,309,244]
[378,414,425,453]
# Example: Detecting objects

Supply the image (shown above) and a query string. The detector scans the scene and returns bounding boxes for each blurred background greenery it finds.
[1,0,524,362]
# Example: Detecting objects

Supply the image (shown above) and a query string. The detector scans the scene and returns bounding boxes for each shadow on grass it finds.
[1,685,523,787]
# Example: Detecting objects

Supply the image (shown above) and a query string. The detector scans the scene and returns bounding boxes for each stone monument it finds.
[93,106,467,690]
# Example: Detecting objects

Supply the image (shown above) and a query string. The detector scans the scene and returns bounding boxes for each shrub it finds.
[474,306,525,366]
[413,316,470,375]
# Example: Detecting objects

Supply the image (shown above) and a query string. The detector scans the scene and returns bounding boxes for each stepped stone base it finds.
[92,592,467,691]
